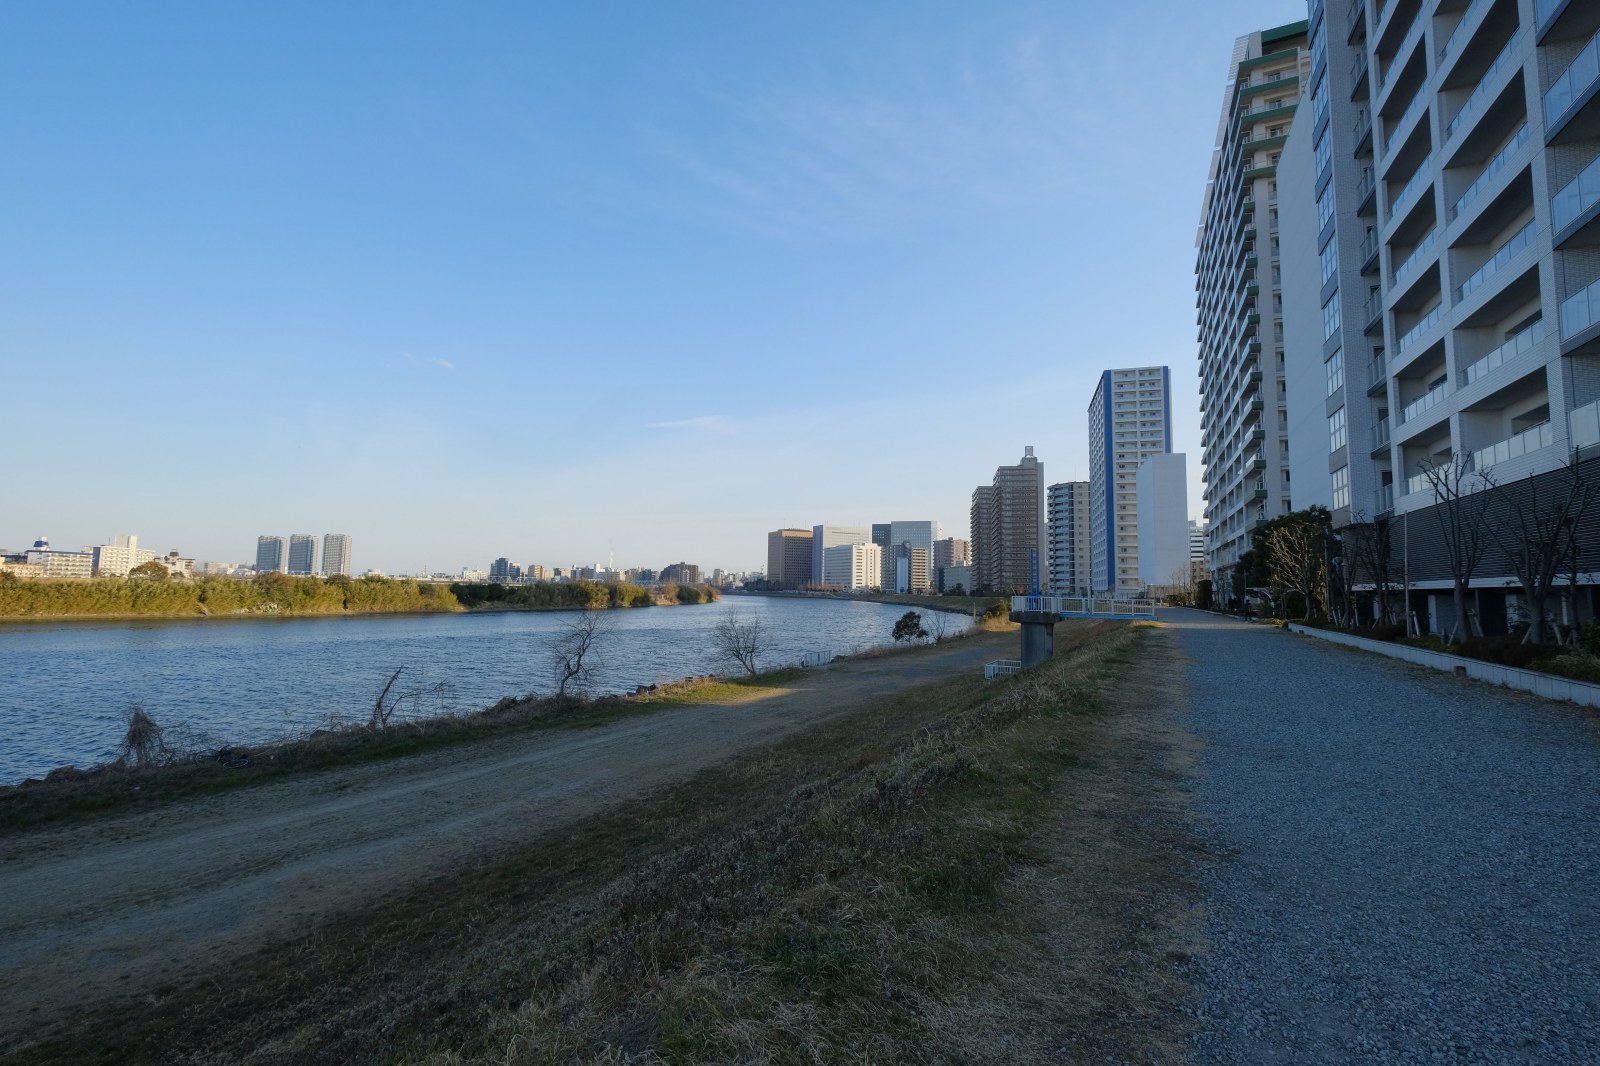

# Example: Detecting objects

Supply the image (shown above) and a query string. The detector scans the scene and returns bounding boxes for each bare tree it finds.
[1487,452,1597,645]
[1260,508,1331,621]
[1418,452,1494,643]
[117,706,171,769]
[926,609,953,645]
[1341,513,1397,626]
[547,609,610,698]
[368,666,451,730]
[711,611,768,676]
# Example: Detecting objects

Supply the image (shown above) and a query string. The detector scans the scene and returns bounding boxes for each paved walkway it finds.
[1163,609,1600,1064]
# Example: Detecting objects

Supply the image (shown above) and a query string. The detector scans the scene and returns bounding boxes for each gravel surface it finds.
[1167,609,1600,1064]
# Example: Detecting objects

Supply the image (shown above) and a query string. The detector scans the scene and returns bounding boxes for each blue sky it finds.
[2,0,1307,574]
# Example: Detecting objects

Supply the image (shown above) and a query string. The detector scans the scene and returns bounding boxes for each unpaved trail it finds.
[0,630,1013,1043]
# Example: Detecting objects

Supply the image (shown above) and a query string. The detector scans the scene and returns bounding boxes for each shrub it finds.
[1533,654,1600,685]
[1353,623,1405,642]
[981,600,1009,622]
[1457,635,1560,669]
[1577,619,1600,656]
[1399,634,1450,653]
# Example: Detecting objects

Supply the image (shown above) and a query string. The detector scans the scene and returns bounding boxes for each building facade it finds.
[822,542,883,590]
[811,525,871,587]
[1047,481,1093,596]
[1135,454,1193,592]
[1195,21,1309,594]
[322,534,352,577]
[255,535,288,574]
[1277,0,1600,631]
[92,534,156,577]
[1089,368,1175,594]
[970,447,1047,594]
[287,534,317,576]
[766,528,814,589]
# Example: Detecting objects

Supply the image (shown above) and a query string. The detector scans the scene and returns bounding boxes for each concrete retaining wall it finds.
[1286,623,1600,709]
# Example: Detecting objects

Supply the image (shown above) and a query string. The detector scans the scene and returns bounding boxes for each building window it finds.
[1322,290,1342,339]
[1326,348,1344,394]
[1331,465,1350,509]
[1315,129,1332,177]
[1311,73,1328,124]
[1320,238,1339,284]
[1329,406,1347,451]
[1317,183,1335,229]
[1310,24,1326,71]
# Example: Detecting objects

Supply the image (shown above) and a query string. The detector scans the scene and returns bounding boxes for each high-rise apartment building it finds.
[766,528,814,589]
[970,447,1047,594]
[811,525,871,586]
[1089,368,1174,594]
[287,534,317,576]
[322,534,352,577]
[1047,481,1092,596]
[934,537,971,571]
[1275,0,1600,631]
[1195,21,1309,593]
[255,535,288,574]
[92,533,156,577]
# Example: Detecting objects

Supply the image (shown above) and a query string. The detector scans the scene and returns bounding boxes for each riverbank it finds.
[0,620,1204,1064]
[0,574,460,621]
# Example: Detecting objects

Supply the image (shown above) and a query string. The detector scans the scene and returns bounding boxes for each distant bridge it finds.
[1009,595,1159,621]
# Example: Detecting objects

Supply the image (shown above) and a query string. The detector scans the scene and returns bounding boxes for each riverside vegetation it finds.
[4,620,1205,1064]
[0,573,721,620]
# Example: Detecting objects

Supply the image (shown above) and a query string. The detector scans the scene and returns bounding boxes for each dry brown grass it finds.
[7,621,1202,1065]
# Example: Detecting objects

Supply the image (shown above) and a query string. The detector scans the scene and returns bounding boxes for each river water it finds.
[0,595,971,783]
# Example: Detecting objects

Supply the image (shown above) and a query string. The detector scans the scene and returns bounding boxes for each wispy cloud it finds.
[645,414,731,432]
[434,358,455,370]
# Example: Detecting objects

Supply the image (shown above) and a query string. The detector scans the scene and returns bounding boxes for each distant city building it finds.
[934,537,971,571]
[940,564,973,594]
[871,523,891,548]
[92,534,156,577]
[1089,367,1172,595]
[321,534,352,577]
[970,447,1047,594]
[489,557,521,583]
[811,525,870,587]
[1135,454,1191,593]
[526,564,547,581]
[287,534,317,576]
[460,567,488,581]
[890,543,932,594]
[156,551,196,578]
[24,536,93,579]
[660,561,701,585]
[1189,520,1208,584]
[255,536,288,574]
[822,542,882,591]
[766,528,814,590]
[1047,481,1092,597]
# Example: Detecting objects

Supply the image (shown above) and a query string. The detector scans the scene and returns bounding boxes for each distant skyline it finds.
[2,1,1307,573]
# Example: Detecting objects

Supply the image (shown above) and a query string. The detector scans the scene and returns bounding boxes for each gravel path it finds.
[1166,609,1600,1064]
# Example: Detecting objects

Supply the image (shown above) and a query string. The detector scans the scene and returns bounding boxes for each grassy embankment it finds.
[9,619,1204,1065]
[451,580,720,611]
[0,573,459,620]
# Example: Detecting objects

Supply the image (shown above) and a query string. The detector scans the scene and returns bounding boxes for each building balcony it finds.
[1450,125,1530,223]
[1241,197,1256,217]
[1545,28,1600,140]
[1363,290,1385,331]
[1454,220,1536,304]
[1376,482,1396,513]
[1472,421,1554,473]
[1369,351,1388,391]
[1399,382,1448,425]
[1348,0,1367,42]
[1244,253,1259,270]
[1439,0,1491,71]
[1553,151,1600,236]
[1461,320,1545,387]
[1405,471,1434,496]
[1397,303,1445,355]
[1446,31,1522,144]
[1571,397,1600,449]
[1354,109,1373,150]
[1351,51,1370,96]
[1360,229,1381,272]
[1357,167,1376,211]
[1392,228,1439,289]
[1387,153,1434,225]
[1382,91,1429,160]
[1559,275,1600,340]
[1373,418,1391,450]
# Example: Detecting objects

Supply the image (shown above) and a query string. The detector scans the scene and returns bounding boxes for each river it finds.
[0,595,972,783]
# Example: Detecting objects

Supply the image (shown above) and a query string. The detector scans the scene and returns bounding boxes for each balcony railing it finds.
[1461,320,1545,387]
[1535,0,1562,26]
[1473,421,1554,471]
[1553,152,1600,232]
[1447,31,1522,142]
[1360,229,1379,265]
[1406,470,1435,496]
[1348,0,1367,39]
[1398,303,1445,354]
[1370,350,1388,384]
[1380,17,1425,91]
[1439,0,1489,66]
[1571,397,1600,449]
[1387,152,1434,222]
[1354,109,1373,144]
[1559,275,1600,339]
[1545,28,1600,129]
[1392,228,1439,288]
[1400,382,1448,424]
[1374,417,1391,448]
[1383,90,1428,157]
[1450,125,1529,222]
[1364,289,1384,327]
[1356,167,1376,205]
[1351,51,1370,87]
[1376,482,1395,512]
[1455,220,1536,303]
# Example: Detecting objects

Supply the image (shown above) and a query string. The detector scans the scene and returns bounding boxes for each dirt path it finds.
[0,631,1014,1045]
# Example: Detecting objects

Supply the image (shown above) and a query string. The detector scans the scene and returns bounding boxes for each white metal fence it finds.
[1009,595,1158,619]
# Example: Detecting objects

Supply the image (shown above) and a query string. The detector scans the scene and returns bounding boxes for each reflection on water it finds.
[0,596,972,783]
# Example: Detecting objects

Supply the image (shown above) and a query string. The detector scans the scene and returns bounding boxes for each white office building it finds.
[822,542,883,591]
[92,533,156,577]
[322,533,352,577]
[811,524,871,587]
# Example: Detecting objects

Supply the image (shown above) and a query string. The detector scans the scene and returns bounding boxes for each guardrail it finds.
[1010,596,1159,619]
